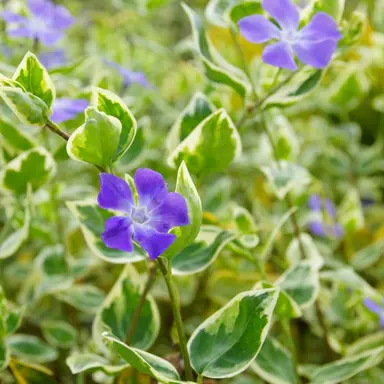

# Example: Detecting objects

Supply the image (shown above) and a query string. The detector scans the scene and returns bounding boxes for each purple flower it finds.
[97,170,190,260]
[308,194,343,239]
[40,50,67,69]
[51,98,89,123]
[105,60,151,88]
[238,0,342,70]
[2,0,74,46]
[363,298,384,328]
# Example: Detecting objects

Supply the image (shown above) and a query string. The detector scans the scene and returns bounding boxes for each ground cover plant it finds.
[0,0,383,383]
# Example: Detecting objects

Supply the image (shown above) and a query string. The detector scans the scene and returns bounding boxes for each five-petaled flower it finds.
[363,298,384,328]
[2,0,74,46]
[308,194,343,238]
[51,98,89,123]
[97,169,190,260]
[105,60,151,89]
[238,0,342,70]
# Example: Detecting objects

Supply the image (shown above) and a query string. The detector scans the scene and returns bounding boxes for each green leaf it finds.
[0,342,10,370]
[256,282,302,320]
[188,288,279,378]
[93,265,159,355]
[0,147,55,194]
[264,69,324,108]
[229,2,263,24]
[12,52,55,108]
[286,234,324,269]
[41,321,77,349]
[167,92,215,153]
[206,0,238,27]
[66,107,122,169]
[93,87,137,161]
[251,337,299,384]
[351,241,384,271]
[56,284,105,313]
[276,262,319,308]
[232,204,257,234]
[0,118,35,153]
[103,333,190,384]
[310,347,384,384]
[5,305,25,336]
[172,226,235,275]
[7,334,58,364]
[0,87,49,126]
[312,0,345,22]
[161,162,202,259]
[66,352,128,374]
[183,4,249,97]
[67,199,146,263]
[261,161,311,200]
[0,193,31,260]
[346,332,384,356]
[168,109,242,176]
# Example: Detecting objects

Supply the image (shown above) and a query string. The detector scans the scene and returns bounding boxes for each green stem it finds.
[125,262,157,344]
[0,208,16,244]
[45,120,70,141]
[197,374,204,384]
[157,258,194,381]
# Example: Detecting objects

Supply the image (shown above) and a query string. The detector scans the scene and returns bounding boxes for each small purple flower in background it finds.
[98,169,189,260]
[363,298,384,328]
[2,0,74,46]
[105,60,151,89]
[40,50,67,69]
[238,0,342,70]
[51,98,89,123]
[308,194,343,238]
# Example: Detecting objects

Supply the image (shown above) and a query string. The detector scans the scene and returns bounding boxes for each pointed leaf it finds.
[188,288,279,378]
[93,88,137,161]
[42,321,77,349]
[67,107,122,168]
[168,109,242,176]
[251,337,299,384]
[93,265,159,354]
[172,226,235,275]
[103,333,190,384]
[13,52,55,108]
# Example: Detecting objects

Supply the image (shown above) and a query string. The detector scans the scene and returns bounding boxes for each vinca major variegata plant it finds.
[0,0,383,383]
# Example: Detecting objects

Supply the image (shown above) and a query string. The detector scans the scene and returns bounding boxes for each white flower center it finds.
[280,29,299,45]
[131,207,149,224]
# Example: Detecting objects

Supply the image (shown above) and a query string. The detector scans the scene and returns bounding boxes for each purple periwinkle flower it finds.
[51,98,89,123]
[97,170,190,260]
[105,60,151,89]
[2,0,74,46]
[308,194,343,238]
[238,0,342,70]
[40,50,67,69]
[363,298,384,328]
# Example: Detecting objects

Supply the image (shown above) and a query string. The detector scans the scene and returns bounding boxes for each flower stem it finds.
[197,374,204,384]
[125,262,157,344]
[157,258,194,381]
[44,120,70,141]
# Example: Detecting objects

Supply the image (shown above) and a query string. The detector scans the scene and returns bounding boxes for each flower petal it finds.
[238,15,280,44]
[28,0,54,19]
[262,0,300,31]
[134,168,168,210]
[6,25,33,39]
[308,194,322,211]
[309,221,325,237]
[149,192,190,233]
[293,38,338,69]
[325,199,336,218]
[101,216,134,252]
[39,50,66,69]
[333,223,344,238]
[98,173,134,213]
[2,11,27,23]
[262,41,297,70]
[52,5,74,29]
[298,12,342,42]
[363,298,383,315]
[134,225,176,260]
[37,29,65,46]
